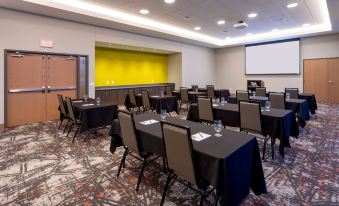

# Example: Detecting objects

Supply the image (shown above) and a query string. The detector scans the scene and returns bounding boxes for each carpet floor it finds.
[0,104,338,205]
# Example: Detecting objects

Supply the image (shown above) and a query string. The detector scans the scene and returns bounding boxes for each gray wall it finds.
[215,33,339,93]
[0,8,215,124]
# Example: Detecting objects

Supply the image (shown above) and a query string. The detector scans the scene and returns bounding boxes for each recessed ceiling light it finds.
[287,3,298,8]
[164,0,175,4]
[139,9,149,15]
[272,29,279,32]
[246,33,253,36]
[225,37,231,40]
[194,26,201,31]
[302,23,311,27]
[248,13,257,18]
[217,20,226,25]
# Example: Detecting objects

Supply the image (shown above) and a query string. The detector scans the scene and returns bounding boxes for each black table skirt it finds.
[124,94,179,114]
[187,103,299,157]
[110,113,267,206]
[72,100,118,132]
[299,93,317,114]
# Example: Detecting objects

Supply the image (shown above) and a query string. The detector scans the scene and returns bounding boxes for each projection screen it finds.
[245,39,300,75]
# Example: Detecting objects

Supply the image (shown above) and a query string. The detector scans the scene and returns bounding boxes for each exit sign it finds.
[40,40,54,48]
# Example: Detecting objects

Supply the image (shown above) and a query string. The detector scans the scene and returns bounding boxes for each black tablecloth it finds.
[299,93,318,114]
[187,103,299,157]
[111,113,267,206]
[174,89,230,102]
[124,94,179,114]
[72,99,118,132]
[172,91,208,103]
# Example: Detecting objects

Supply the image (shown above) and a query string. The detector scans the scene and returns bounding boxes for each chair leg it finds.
[162,157,167,174]
[271,137,275,159]
[136,159,147,192]
[179,103,182,112]
[66,123,74,137]
[160,173,173,206]
[262,137,268,160]
[72,125,80,143]
[214,191,220,206]
[58,119,64,130]
[63,119,70,133]
[117,148,128,177]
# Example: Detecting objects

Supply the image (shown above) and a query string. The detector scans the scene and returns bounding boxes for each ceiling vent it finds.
[233,21,248,29]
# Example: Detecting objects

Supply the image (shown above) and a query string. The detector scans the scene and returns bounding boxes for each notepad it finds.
[72,100,83,103]
[82,103,94,107]
[191,132,211,141]
[140,119,159,125]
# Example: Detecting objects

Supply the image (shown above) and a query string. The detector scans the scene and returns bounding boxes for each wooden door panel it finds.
[304,59,328,103]
[328,58,339,104]
[46,90,76,121]
[7,92,45,127]
[7,53,46,127]
[46,55,77,121]
[47,55,77,87]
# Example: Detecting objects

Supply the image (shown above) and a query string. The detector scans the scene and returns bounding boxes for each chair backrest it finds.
[206,85,215,98]
[239,101,262,134]
[197,98,214,122]
[128,89,137,106]
[165,86,173,96]
[161,121,197,185]
[269,92,285,109]
[117,110,140,154]
[256,87,266,97]
[141,90,151,108]
[236,90,249,101]
[57,94,67,116]
[65,97,77,123]
[285,88,299,99]
[180,87,189,102]
[192,85,198,92]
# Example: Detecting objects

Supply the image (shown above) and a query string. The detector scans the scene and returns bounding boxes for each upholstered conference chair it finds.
[236,90,249,101]
[165,86,173,96]
[179,87,190,112]
[256,87,266,97]
[206,85,215,101]
[141,90,152,112]
[269,92,285,109]
[197,98,214,124]
[128,89,140,112]
[285,88,299,99]
[116,111,159,192]
[65,97,82,142]
[57,94,70,133]
[192,85,198,92]
[160,121,214,206]
[239,101,272,160]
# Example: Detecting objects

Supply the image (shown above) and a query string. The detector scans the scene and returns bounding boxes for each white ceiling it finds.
[0,0,338,48]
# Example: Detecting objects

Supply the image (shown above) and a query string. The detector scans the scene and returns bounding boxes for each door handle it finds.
[8,88,44,93]
[47,86,76,92]
[42,86,46,93]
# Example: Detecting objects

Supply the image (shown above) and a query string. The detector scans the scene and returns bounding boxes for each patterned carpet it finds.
[0,104,338,205]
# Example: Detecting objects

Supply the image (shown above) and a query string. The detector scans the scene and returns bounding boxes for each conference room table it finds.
[187,102,299,158]
[71,99,118,132]
[110,113,267,206]
[124,94,179,114]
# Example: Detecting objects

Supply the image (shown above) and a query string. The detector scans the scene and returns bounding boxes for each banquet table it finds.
[71,99,118,132]
[124,94,179,114]
[110,112,267,206]
[187,102,299,158]
[172,90,208,103]
[173,89,230,102]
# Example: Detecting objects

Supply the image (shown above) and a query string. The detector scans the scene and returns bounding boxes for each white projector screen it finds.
[245,39,300,75]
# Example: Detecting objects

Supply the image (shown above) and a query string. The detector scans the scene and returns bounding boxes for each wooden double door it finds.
[6,52,77,127]
[304,58,339,103]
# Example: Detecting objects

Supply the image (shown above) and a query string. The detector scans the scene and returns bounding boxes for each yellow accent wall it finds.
[95,47,168,86]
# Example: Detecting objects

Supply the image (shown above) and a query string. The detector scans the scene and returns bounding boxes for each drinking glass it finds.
[96,97,101,105]
[286,92,291,100]
[160,91,164,96]
[84,94,88,102]
[253,91,256,97]
[265,101,271,111]
[160,109,166,120]
[213,120,222,137]
[220,97,225,105]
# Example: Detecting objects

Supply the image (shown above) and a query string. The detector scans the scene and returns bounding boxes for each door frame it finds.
[4,49,89,128]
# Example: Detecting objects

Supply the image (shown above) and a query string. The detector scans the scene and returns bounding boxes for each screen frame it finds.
[245,38,301,75]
